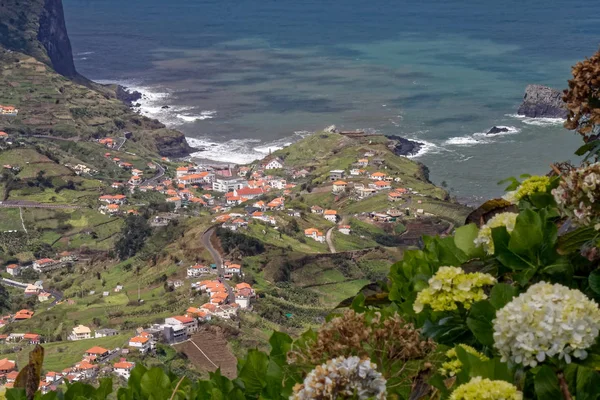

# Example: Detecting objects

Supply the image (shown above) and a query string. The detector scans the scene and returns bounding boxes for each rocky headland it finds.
[385,135,424,156]
[517,84,567,119]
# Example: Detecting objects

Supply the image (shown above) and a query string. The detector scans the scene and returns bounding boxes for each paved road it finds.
[201,227,235,303]
[326,227,337,254]
[142,162,166,186]
[0,201,81,209]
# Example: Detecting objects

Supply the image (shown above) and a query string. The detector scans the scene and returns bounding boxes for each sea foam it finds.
[506,113,565,127]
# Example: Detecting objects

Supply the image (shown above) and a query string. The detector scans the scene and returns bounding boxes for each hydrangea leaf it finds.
[534,365,564,400]
[454,223,485,258]
[576,365,600,400]
[466,300,496,347]
[557,226,597,255]
[489,283,518,310]
[590,270,600,295]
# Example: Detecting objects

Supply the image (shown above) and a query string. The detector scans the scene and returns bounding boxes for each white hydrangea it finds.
[493,282,600,367]
[290,356,387,400]
[474,212,519,254]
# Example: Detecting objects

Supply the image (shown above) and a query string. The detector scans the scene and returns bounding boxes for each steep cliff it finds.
[517,84,567,119]
[0,0,76,77]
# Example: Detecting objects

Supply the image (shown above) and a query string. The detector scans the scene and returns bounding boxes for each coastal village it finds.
[0,128,463,390]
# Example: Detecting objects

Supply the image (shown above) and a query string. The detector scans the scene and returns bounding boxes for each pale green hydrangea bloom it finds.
[450,377,523,400]
[413,266,496,313]
[493,282,600,368]
[474,212,519,254]
[503,175,551,204]
[440,344,489,377]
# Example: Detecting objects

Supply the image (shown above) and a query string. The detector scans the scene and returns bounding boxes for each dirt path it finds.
[19,207,27,234]
[201,227,234,302]
[326,227,336,253]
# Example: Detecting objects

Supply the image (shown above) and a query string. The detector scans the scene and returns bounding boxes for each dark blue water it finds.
[63,0,600,198]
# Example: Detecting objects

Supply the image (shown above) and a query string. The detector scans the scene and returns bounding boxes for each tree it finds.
[114,215,151,260]
[0,284,10,312]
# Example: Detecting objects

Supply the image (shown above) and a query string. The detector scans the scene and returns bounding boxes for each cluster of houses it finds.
[5,253,76,277]
[68,325,119,341]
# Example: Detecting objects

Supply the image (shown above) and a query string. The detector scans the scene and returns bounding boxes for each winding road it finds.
[201,227,235,303]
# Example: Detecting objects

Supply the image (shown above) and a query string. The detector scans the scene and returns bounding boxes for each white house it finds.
[5,264,20,276]
[113,360,135,380]
[70,325,92,341]
[261,156,284,170]
[32,258,61,273]
[370,172,387,181]
[332,181,348,194]
[128,335,152,354]
[165,316,198,336]
[212,177,248,192]
[323,210,338,223]
[187,264,209,278]
[338,225,352,235]
[304,228,325,243]
[224,263,242,276]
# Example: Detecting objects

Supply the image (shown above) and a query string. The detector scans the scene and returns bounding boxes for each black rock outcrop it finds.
[385,135,424,156]
[517,85,567,119]
[487,126,509,135]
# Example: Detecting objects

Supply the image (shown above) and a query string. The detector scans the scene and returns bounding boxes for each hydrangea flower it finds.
[290,356,387,400]
[440,344,489,377]
[493,282,600,367]
[413,266,496,313]
[474,212,519,254]
[552,163,600,229]
[503,175,551,204]
[450,377,523,400]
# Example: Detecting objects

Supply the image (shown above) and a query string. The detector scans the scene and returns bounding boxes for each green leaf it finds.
[454,224,485,258]
[128,364,147,395]
[264,360,284,400]
[237,349,269,396]
[557,226,597,255]
[528,192,557,209]
[534,365,564,400]
[466,300,496,347]
[140,368,171,400]
[269,331,292,366]
[589,270,600,295]
[94,378,113,400]
[65,382,96,400]
[509,209,544,256]
[576,366,600,400]
[5,389,27,400]
[422,315,472,345]
[489,283,518,310]
[492,226,532,271]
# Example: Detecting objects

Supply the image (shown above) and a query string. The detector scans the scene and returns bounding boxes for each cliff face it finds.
[37,0,77,78]
[0,0,76,77]
[517,84,567,119]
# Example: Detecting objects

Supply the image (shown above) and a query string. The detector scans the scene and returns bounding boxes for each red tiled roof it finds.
[129,336,149,344]
[86,346,109,355]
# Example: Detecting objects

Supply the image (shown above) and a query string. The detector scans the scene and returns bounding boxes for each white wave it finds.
[76,51,95,55]
[445,136,484,146]
[406,139,443,158]
[506,113,565,126]
[457,156,474,162]
[95,79,217,127]
[187,131,311,165]
[176,111,216,123]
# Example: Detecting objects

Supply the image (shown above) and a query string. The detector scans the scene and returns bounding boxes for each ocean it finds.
[62,0,600,200]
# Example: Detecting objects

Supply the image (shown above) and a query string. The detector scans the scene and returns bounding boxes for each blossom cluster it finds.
[493,282,600,367]
[440,344,489,377]
[552,163,600,229]
[503,175,551,204]
[291,356,387,400]
[288,310,435,366]
[413,266,496,313]
[474,212,519,254]
[450,377,523,400]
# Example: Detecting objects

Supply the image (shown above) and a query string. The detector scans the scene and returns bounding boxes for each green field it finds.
[0,334,130,372]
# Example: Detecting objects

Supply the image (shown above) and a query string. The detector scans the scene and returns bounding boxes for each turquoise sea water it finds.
[63,0,600,199]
